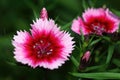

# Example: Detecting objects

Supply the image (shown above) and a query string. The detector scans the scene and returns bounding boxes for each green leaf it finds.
[82,0,88,9]
[33,9,38,19]
[88,35,95,44]
[89,38,101,47]
[24,0,39,18]
[70,56,79,68]
[112,59,120,67]
[70,72,120,79]
[116,41,120,45]
[6,61,16,66]
[108,68,120,72]
[84,64,105,72]
[106,45,115,64]
[61,21,72,30]
[88,0,95,7]
[58,0,79,12]
[80,29,85,43]
[111,9,120,17]
[102,36,111,42]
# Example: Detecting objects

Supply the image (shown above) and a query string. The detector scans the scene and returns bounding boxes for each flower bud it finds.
[40,8,48,20]
[79,51,91,70]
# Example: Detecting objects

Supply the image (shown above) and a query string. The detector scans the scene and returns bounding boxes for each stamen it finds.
[91,23,105,35]
[50,49,53,52]
[33,41,53,57]
[33,45,36,48]
[47,52,52,55]
[40,40,43,43]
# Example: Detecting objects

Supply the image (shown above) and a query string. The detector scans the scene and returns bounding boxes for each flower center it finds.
[91,23,105,35]
[33,40,53,57]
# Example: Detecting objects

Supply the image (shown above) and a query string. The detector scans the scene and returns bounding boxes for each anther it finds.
[47,52,52,55]
[40,40,43,43]
[33,45,36,48]
[50,49,53,52]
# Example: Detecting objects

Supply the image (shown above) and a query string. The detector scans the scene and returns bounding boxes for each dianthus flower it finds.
[12,8,74,70]
[72,8,120,35]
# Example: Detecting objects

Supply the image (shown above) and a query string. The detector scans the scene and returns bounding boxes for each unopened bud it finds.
[40,8,48,20]
[79,51,91,70]
[82,51,90,62]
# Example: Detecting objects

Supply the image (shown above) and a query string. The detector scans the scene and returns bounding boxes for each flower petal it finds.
[71,17,90,35]
[83,8,105,22]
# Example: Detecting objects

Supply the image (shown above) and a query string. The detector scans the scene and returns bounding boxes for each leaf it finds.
[24,0,39,18]
[70,72,120,79]
[79,29,85,43]
[70,56,79,68]
[6,61,16,66]
[88,35,95,44]
[111,9,120,17]
[82,0,88,9]
[88,0,96,7]
[58,0,79,11]
[61,21,72,30]
[89,38,101,47]
[102,36,111,42]
[112,59,120,67]
[116,41,120,45]
[84,64,105,72]
[108,68,120,72]
[106,44,115,64]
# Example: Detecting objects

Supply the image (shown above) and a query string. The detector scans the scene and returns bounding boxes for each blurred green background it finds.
[1,0,120,80]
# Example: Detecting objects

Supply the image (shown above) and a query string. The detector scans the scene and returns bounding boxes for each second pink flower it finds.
[71,8,120,35]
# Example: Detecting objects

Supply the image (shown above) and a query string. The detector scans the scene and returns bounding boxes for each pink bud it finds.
[79,51,91,70]
[40,8,48,20]
[82,51,91,62]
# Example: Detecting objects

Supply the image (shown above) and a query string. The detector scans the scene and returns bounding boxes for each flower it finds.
[12,8,74,70]
[71,8,120,35]
[79,51,91,70]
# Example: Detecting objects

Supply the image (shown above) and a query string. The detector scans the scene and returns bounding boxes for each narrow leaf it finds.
[88,0,95,7]
[106,45,115,64]
[111,9,120,17]
[6,61,16,66]
[70,56,79,67]
[70,72,120,79]
[112,59,120,67]
[85,64,105,72]
[116,41,120,45]
[24,0,38,18]
[82,0,88,9]
[102,36,110,42]
[61,22,72,30]
[108,68,120,72]
[89,38,101,47]
[80,29,85,43]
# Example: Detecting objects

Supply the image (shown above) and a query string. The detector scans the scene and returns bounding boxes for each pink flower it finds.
[12,8,74,70]
[71,8,120,35]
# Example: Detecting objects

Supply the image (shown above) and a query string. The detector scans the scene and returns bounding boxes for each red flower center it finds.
[90,22,105,35]
[33,40,53,58]
[86,16,114,35]
[25,31,64,64]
